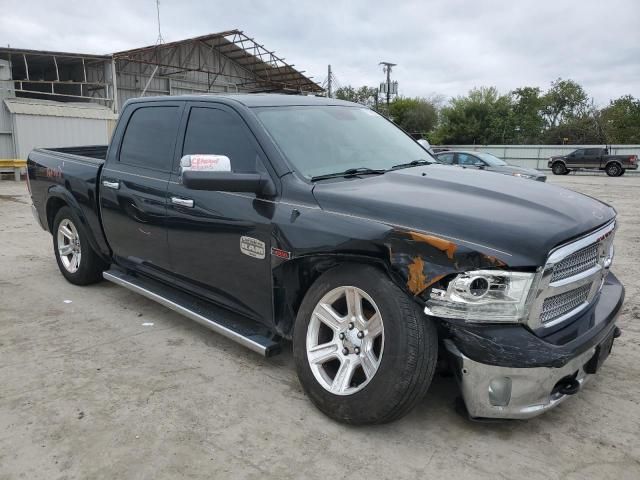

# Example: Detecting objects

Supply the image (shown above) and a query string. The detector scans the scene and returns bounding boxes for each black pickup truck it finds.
[28,95,624,424]
[548,147,638,176]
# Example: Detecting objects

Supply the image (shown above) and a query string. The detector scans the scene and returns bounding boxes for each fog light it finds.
[488,377,512,406]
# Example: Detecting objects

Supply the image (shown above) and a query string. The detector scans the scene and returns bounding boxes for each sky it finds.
[1,0,638,106]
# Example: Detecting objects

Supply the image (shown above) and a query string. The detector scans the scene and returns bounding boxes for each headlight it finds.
[512,172,534,179]
[424,270,537,323]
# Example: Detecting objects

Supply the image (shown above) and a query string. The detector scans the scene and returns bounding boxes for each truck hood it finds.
[312,164,615,266]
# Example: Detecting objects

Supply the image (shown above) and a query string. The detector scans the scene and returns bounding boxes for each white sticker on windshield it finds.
[240,236,266,259]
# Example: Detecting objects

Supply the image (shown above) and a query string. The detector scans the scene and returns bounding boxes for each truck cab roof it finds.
[124,93,358,109]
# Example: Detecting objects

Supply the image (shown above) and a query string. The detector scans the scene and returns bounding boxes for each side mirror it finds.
[417,139,432,151]
[473,161,485,169]
[179,155,276,195]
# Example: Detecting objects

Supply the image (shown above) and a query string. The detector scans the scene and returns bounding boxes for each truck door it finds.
[99,102,184,272]
[165,103,275,325]
[566,149,584,168]
[582,148,599,168]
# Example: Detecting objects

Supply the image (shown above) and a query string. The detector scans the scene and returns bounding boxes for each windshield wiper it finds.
[391,159,434,170]
[311,167,387,181]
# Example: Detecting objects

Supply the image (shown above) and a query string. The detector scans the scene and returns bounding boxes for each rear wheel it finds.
[293,264,437,424]
[606,162,622,177]
[618,168,625,177]
[53,206,107,285]
[552,162,567,175]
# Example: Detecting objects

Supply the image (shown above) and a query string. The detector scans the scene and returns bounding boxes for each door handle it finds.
[102,180,120,190]
[171,197,194,208]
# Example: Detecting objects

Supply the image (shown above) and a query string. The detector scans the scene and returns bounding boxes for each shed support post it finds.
[53,56,60,81]
[22,54,29,81]
[141,65,159,97]
[110,58,119,113]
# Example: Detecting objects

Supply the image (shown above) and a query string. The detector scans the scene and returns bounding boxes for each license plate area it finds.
[584,330,615,374]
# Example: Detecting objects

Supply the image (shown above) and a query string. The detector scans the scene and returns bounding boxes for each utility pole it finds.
[155,0,164,45]
[379,61,396,112]
[327,64,332,98]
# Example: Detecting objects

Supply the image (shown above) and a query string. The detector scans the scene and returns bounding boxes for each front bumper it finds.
[446,340,600,419]
[443,273,624,419]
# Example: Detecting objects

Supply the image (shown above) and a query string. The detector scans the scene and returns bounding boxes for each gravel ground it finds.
[0,174,638,480]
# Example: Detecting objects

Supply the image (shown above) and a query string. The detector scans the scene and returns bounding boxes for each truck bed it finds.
[28,145,110,258]
[45,145,108,162]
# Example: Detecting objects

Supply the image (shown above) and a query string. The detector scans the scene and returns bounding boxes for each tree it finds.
[335,85,379,108]
[600,95,640,144]
[541,78,589,128]
[511,87,545,143]
[433,87,515,144]
[388,97,438,135]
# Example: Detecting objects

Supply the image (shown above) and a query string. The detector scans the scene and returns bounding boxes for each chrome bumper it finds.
[445,339,598,419]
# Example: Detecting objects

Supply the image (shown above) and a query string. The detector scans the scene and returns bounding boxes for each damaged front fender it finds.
[385,229,509,298]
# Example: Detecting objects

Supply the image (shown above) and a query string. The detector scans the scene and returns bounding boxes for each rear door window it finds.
[437,153,455,164]
[119,106,181,171]
[457,153,477,166]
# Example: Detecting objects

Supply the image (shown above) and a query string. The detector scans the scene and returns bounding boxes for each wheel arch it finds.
[551,159,568,170]
[45,187,108,262]
[273,253,391,339]
[605,160,623,170]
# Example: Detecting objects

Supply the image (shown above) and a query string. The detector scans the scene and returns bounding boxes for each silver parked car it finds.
[435,150,546,182]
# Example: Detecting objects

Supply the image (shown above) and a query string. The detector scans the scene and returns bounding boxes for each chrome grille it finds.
[540,283,592,324]
[551,242,599,282]
[527,220,616,330]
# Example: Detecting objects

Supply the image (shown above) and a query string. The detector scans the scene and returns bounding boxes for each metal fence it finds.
[435,145,640,171]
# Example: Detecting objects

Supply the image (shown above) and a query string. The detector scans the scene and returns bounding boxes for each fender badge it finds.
[240,236,265,259]
[271,247,291,260]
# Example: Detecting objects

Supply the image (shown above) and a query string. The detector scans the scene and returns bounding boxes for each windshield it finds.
[254,106,436,179]
[476,152,508,166]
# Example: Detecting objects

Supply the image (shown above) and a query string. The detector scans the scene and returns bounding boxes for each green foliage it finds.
[432,79,638,145]
[334,79,638,145]
[434,87,514,144]
[541,78,590,128]
[601,95,640,143]
[334,85,379,108]
[388,97,438,135]
[511,87,545,143]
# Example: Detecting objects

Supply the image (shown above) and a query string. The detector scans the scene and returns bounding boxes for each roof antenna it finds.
[155,0,164,44]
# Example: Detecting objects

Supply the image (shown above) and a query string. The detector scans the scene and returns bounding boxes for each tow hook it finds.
[556,377,581,396]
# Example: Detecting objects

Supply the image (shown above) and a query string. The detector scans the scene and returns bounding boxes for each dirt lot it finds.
[1,174,639,480]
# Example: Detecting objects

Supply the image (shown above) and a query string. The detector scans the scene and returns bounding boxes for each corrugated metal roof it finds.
[3,98,117,120]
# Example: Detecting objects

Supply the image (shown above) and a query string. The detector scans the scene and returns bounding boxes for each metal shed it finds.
[2,97,116,159]
[0,30,322,167]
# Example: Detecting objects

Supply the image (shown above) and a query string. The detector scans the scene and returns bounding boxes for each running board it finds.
[103,269,282,357]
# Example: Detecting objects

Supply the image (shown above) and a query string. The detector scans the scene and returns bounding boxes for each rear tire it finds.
[293,264,438,425]
[606,163,622,177]
[52,206,107,285]
[617,168,625,177]
[552,162,567,175]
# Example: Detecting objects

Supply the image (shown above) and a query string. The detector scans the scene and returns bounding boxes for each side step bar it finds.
[103,269,282,357]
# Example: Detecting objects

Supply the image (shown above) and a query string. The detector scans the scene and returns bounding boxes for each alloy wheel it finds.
[57,219,82,273]
[306,286,384,395]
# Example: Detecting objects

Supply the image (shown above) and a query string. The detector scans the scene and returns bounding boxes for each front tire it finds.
[293,264,437,424]
[552,162,567,175]
[53,206,106,285]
